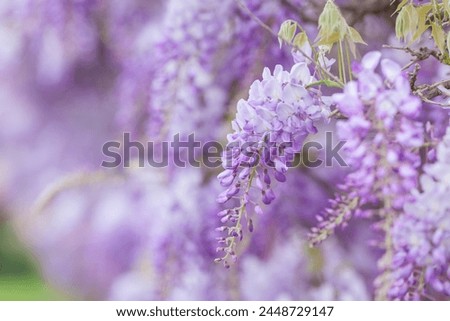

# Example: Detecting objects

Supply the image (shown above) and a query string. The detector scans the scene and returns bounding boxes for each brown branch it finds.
[408,63,421,91]
[383,45,443,70]
[417,80,450,100]
[383,45,450,106]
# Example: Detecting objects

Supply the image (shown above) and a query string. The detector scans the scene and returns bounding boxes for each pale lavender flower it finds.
[0,72,116,213]
[389,127,450,300]
[107,168,373,300]
[308,52,426,300]
[19,0,100,85]
[140,0,301,140]
[147,0,233,140]
[311,51,424,246]
[216,62,331,267]
[27,167,222,299]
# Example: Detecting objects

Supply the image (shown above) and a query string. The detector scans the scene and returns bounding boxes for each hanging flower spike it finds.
[215,62,331,267]
[389,127,450,300]
[310,51,424,245]
[309,51,425,299]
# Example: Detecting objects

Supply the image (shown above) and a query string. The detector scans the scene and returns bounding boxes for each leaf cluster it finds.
[395,0,450,63]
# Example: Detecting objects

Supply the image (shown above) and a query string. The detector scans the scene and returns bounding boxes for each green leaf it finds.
[444,0,450,17]
[393,0,409,15]
[396,4,419,42]
[431,22,446,53]
[316,31,341,47]
[278,20,298,48]
[292,31,308,48]
[395,5,408,40]
[306,79,343,89]
[317,0,347,45]
[346,37,357,57]
[348,26,367,45]
[411,4,432,42]
[447,31,450,55]
[405,5,419,38]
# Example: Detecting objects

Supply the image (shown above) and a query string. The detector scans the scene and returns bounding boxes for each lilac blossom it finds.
[1,0,165,88]
[0,71,116,213]
[27,168,220,299]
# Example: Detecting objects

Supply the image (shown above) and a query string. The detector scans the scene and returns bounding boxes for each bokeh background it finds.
[0,0,447,300]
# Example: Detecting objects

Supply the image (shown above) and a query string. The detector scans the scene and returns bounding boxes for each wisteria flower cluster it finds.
[306,51,428,299]
[124,0,296,140]
[389,129,450,300]
[310,52,424,244]
[216,62,331,267]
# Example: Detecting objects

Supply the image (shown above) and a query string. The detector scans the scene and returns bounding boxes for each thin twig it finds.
[383,44,450,106]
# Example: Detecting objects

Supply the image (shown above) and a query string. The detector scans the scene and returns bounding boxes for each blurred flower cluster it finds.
[0,0,448,300]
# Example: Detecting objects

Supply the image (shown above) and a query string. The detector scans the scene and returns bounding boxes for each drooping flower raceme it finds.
[309,51,425,299]
[389,128,450,300]
[148,0,233,140]
[311,51,424,243]
[125,0,318,141]
[20,0,100,85]
[216,62,331,267]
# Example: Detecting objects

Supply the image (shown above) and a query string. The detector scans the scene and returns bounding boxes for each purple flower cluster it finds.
[216,62,331,267]
[311,52,424,246]
[389,128,450,300]
[118,0,318,141]
[19,0,100,85]
[147,0,233,140]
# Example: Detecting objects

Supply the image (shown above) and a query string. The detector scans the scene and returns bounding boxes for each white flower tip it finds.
[381,58,402,82]
[362,51,382,70]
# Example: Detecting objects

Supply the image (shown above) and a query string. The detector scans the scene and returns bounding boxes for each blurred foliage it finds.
[394,0,450,64]
[0,220,65,300]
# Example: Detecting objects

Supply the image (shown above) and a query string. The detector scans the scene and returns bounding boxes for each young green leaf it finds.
[278,20,298,48]
[431,22,446,53]
[349,27,367,45]
[396,4,419,42]
[447,31,450,56]
[393,0,409,15]
[317,0,347,45]
[305,79,343,89]
[411,4,432,42]
[444,0,450,17]
[395,5,408,40]
[293,32,309,48]
[316,0,366,56]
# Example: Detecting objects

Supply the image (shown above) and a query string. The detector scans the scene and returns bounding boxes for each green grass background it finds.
[0,221,66,300]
